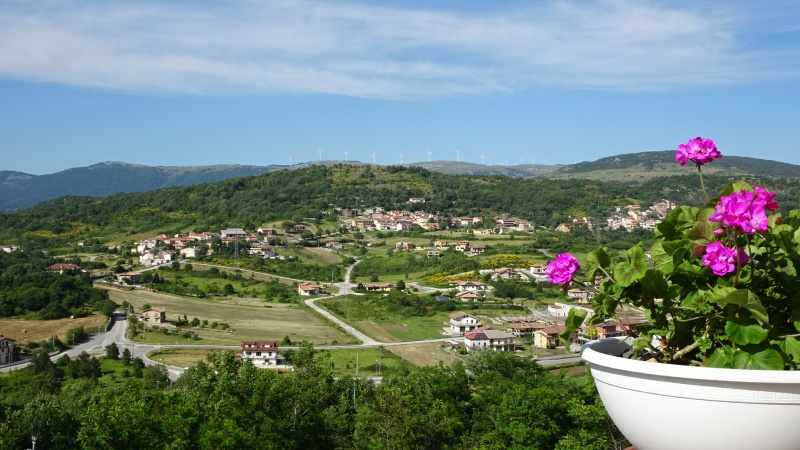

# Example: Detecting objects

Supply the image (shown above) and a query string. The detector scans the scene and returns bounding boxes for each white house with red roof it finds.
[240,341,282,366]
[298,282,323,296]
[464,327,516,352]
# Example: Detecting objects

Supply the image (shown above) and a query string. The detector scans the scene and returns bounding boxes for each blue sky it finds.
[1,0,799,174]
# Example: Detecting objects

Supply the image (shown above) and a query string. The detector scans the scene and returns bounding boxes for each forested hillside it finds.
[0,162,284,212]
[2,164,800,249]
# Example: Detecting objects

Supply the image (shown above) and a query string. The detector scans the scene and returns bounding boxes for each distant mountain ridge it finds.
[545,151,800,182]
[0,162,286,211]
[2,151,798,211]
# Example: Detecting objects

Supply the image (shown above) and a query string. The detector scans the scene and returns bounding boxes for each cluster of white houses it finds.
[342,206,440,232]
[448,300,645,352]
[131,227,290,268]
[554,199,677,233]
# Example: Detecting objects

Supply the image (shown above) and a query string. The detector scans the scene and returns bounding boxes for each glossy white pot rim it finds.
[581,338,800,384]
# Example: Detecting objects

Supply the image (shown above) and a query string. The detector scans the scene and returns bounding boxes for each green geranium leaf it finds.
[689,207,716,257]
[656,206,699,240]
[779,336,800,364]
[709,288,769,324]
[718,181,754,198]
[559,308,587,351]
[724,317,768,346]
[705,347,734,368]
[641,269,669,299]
[631,337,652,353]
[585,247,611,278]
[732,348,784,370]
[613,245,648,287]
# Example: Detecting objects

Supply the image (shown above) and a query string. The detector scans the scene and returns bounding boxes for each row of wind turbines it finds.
[286,148,547,166]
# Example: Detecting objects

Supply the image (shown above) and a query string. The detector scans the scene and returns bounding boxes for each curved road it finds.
[3,256,579,378]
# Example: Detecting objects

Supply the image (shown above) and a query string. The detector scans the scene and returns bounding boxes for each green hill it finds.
[2,163,800,250]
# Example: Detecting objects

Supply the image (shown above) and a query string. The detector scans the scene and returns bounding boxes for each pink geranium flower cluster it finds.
[701,241,748,276]
[708,186,778,235]
[675,137,722,167]
[546,253,581,284]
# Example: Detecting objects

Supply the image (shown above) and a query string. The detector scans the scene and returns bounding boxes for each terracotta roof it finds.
[241,341,279,351]
[464,332,488,340]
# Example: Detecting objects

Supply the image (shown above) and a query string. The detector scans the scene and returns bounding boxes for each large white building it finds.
[240,341,282,366]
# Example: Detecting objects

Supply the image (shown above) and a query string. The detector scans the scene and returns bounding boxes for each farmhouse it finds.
[116,271,142,285]
[257,226,276,236]
[45,263,85,275]
[220,228,248,239]
[494,268,522,280]
[0,337,15,365]
[449,280,491,292]
[365,283,395,292]
[469,245,486,256]
[395,241,416,251]
[506,322,549,338]
[464,327,516,352]
[298,282,323,296]
[142,307,167,323]
[455,291,482,302]
[449,311,482,333]
[533,325,579,349]
[240,341,283,366]
[529,264,548,282]
[567,288,596,304]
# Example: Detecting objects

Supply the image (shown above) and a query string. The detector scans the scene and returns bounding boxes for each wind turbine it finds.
[289,155,293,166]
[344,149,349,162]
[481,153,485,165]
[427,148,432,162]
[400,151,404,165]
[456,149,461,162]
[318,148,323,162]
[371,152,376,164]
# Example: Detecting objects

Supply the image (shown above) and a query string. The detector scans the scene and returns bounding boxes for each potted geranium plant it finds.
[547,137,800,449]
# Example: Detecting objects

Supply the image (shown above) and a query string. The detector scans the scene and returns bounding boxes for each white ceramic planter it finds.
[582,338,800,450]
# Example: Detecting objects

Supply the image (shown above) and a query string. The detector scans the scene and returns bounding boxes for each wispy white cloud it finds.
[0,0,796,98]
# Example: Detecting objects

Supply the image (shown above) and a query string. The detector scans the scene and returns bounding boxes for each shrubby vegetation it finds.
[0,251,112,319]
[0,343,626,449]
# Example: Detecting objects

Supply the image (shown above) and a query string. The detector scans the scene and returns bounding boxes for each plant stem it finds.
[672,340,700,361]
[696,163,710,204]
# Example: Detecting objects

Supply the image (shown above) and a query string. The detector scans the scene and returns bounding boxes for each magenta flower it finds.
[708,190,768,234]
[675,137,722,167]
[547,253,581,284]
[702,242,748,276]
[755,185,779,211]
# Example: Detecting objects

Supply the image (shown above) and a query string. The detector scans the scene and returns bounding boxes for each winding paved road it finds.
[2,256,580,378]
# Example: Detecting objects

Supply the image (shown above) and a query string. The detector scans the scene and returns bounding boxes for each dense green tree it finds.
[105,342,120,360]
[121,348,132,365]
